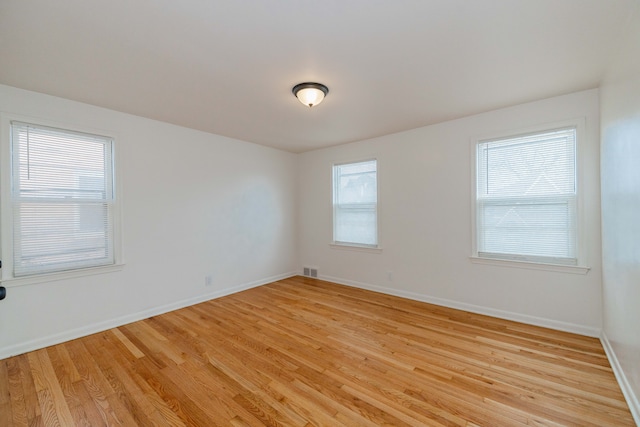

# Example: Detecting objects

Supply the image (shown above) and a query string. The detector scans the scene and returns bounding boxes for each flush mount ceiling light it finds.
[292,82,329,108]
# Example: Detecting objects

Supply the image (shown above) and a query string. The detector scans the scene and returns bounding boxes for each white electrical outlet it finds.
[387,271,393,281]
[205,275,213,286]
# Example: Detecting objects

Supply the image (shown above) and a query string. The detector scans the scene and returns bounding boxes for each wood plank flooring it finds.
[0,276,635,426]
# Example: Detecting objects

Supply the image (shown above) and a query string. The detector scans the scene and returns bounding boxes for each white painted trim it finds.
[320,274,601,338]
[0,271,297,360]
[329,243,382,253]
[601,331,640,425]
[0,263,126,287]
[469,256,590,275]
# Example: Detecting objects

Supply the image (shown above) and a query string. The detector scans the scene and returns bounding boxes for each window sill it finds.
[330,243,382,254]
[0,263,125,288]
[469,256,590,275]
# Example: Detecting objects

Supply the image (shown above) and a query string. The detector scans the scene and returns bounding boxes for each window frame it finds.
[331,158,380,250]
[0,114,124,286]
[470,119,589,274]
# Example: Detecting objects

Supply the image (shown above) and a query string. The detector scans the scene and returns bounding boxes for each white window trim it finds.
[0,113,125,287]
[469,256,590,275]
[331,157,381,250]
[0,263,125,287]
[329,242,383,253]
[470,118,589,273]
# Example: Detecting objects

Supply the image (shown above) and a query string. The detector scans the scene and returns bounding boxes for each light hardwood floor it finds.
[0,276,635,426]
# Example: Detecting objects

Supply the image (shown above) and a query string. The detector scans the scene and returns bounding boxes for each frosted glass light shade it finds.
[296,87,325,107]
[292,82,329,108]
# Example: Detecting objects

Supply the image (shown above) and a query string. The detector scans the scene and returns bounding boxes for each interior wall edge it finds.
[0,271,297,361]
[601,331,640,425]
[319,274,601,338]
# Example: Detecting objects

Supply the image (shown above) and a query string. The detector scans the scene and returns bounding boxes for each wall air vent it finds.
[303,266,318,278]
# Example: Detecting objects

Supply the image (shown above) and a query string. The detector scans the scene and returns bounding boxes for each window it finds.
[475,127,577,265]
[333,159,378,247]
[8,121,116,277]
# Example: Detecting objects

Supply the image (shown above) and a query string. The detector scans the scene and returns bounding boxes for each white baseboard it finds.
[319,274,601,338]
[601,332,640,425]
[0,271,297,360]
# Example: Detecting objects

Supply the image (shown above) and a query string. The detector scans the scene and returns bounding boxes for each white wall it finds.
[0,85,606,360]
[0,84,298,359]
[299,89,602,336]
[600,4,640,422]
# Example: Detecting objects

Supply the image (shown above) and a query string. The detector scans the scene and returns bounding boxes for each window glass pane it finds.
[11,122,115,276]
[478,129,576,197]
[335,206,377,246]
[479,200,576,258]
[335,161,377,204]
[333,160,377,246]
[13,202,112,274]
[13,126,112,200]
[476,127,577,264]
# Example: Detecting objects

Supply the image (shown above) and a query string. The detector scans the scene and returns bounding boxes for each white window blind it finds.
[11,122,115,276]
[333,159,378,246]
[476,127,577,265]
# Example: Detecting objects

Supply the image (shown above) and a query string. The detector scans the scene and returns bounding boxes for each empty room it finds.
[0,1,639,426]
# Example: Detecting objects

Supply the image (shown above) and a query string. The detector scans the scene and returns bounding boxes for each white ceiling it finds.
[0,1,637,153]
